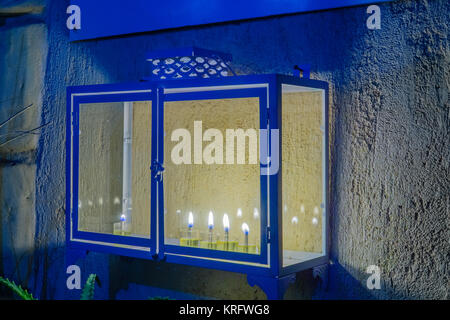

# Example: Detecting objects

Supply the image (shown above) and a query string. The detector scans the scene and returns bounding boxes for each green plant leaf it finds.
[80,274,98,300]
[0,276,36,300]
[147,296,172,300]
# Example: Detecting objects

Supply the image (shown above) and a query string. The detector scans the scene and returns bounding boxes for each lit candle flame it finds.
[188,211,194,228]
[291,216,298,224]
[300,204,305,214]
[208,211,214,229]
[223,213,230,232]
[241,222,249,235]
[120,214,126,222]
[237,208,242,217]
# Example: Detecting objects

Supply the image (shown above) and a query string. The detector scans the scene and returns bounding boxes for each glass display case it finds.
[66,48,329,299]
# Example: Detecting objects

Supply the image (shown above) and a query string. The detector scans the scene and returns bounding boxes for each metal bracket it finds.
[293,64,311,79]
[247,274,296,300]
[312,263,329,289]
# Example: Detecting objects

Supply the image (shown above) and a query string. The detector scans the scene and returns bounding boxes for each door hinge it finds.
[150,160,165,182]
[266,226,271,243]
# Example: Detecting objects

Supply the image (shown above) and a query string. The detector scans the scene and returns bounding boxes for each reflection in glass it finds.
[164,97,261,254]
[281,85,325,266]
[78,101,151,238]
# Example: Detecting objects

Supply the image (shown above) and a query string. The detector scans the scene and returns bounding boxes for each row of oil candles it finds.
[182,203,321,233]
[186,211,251,251]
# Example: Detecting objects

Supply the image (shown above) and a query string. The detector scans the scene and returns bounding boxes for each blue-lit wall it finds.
[0,0,448,299]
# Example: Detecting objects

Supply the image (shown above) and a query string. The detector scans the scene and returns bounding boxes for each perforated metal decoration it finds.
[145,47,236,80]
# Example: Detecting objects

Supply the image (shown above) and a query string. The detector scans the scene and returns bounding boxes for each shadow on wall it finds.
[0,246,114,300]
[108,255,322,300]
[59,1,384,300]
[314,261,379,300]
[29,1,366,299]
[69,3,363,83]
[20,0,363,300]
[0,246,379,300]
[2,0,447,300]
[58,4,365,301]
[108,256,379,300]
[0,160,36,294]
[109,256,267,300]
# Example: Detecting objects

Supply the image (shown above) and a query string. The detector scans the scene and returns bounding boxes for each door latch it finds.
[150,160,164,182]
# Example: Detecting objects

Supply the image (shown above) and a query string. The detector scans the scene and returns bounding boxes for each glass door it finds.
[160,85,269,264]
[278,79,329,271]
[68,83,156,255]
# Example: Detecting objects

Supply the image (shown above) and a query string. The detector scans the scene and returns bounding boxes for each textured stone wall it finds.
[0,0,448,300]
[0,0,47,296]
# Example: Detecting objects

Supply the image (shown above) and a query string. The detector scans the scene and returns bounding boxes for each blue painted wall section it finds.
[0,0,448,300]
[69,0,395,41]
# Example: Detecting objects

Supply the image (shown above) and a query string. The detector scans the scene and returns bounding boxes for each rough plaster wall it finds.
[282,91,324,254]
[28,1,114,300]
[0,17,47,292]
[325,1,449,300]
[164,98,261,247]
[0,0,448,300]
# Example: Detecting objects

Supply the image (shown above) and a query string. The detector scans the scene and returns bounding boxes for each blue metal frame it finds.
[66,74,331,293]
[155,73,275,90]
[274,75,330,276]
[67,82,157,257]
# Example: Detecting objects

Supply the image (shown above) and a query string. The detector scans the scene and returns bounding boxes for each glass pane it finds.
[78,100,151,238]
[282,85,325,267]
[164,97,261,255]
